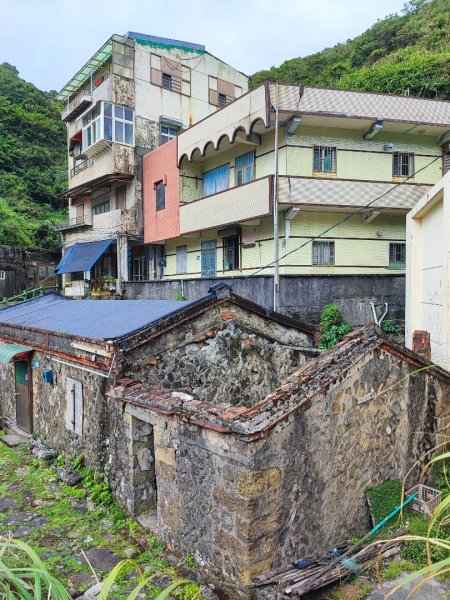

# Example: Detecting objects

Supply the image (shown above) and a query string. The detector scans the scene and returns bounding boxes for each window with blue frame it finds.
[203,164,230,197]
[235,151,254,186]
[313,146,336,172]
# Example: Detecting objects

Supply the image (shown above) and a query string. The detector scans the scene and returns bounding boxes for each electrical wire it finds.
[243,151,446,280]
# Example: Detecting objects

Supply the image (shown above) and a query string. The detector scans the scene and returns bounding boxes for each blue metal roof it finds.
[55,239,114,275]
[0,292,194,340]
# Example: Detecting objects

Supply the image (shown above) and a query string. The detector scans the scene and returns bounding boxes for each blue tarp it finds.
[0,292,193,340]
[55,239,114,275]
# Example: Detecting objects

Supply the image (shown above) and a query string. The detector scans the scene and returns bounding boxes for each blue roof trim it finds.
[55,239,114,275]
[127,32,205,52]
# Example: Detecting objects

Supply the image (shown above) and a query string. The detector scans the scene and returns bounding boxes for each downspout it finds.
[273,83,280,312]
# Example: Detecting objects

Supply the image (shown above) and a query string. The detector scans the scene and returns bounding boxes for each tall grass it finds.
[0,537,189,599]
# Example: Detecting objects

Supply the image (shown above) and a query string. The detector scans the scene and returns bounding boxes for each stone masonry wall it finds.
[0,361,16,422]
[124,346,448,598]
[30,352,108,468]
[124,303,313,407]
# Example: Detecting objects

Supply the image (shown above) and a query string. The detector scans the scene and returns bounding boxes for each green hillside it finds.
[251,0,450,99]
[0,63,67,251]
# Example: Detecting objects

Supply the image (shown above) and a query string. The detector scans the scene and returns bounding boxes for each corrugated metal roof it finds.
[0,343,34,363]
[0,293,193,341]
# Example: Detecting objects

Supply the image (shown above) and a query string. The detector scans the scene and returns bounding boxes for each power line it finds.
[243,152,446,280]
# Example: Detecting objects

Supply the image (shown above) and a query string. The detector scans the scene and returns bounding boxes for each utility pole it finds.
[272,83,280,312]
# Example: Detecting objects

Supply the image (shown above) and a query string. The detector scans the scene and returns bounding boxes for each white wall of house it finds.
[406,171,450,369]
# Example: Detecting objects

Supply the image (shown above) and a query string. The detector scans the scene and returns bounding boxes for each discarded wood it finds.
[253,541,400,598]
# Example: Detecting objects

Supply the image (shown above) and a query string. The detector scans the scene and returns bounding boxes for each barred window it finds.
[155,181,165,211]
[313,146,336,172]
[312,241,335,265]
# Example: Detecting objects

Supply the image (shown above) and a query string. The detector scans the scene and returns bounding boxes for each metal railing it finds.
[1,285,47,308]
[70,157,94,178]
[61,93,92,121]
[57,215,92,230]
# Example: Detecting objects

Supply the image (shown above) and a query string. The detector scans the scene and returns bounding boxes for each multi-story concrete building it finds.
[55,32,248,297]
[143,84,450,287]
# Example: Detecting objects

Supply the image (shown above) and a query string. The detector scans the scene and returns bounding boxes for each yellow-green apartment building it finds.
[144,84,450,282]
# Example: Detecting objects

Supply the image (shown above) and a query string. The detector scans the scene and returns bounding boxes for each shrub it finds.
[319,304,352,349]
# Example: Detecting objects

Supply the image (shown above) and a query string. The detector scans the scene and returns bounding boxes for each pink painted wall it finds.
[143,138,180,244]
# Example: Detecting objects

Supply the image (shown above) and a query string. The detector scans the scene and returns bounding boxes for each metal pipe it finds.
[273,83,280,312]
[47,355,110,378]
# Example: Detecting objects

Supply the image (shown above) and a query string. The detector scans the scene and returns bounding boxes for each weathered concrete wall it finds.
[124,274,405,326]
[124,303,313,407]
[0,246,28,298]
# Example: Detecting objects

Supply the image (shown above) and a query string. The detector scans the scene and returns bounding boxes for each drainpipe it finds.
[272,84,280,312]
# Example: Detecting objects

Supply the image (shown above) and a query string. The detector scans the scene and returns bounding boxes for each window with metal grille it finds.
[223,236,240,270]
[0,270,5,280]
[313,146,336,172]
[393,153,414,178]
[235,151,254,186]
[312,241,335,265]
[155,180,165,211]
[389,243,406,268]
[162,73,172,90]
[161,125,178,145]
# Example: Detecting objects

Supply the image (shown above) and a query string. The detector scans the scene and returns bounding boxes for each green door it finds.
[15,360,32,433]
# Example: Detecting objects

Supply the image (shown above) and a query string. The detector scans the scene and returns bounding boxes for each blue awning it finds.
[55,239,114,275]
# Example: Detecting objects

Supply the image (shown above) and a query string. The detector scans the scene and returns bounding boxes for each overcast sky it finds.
[1,0,407,92]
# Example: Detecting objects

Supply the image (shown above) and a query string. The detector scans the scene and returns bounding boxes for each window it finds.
[223,236,240,270]
[132,256,149,281]
[313,146,336,172]
[38,265,47,278]
[0,270,5,280]
[203,164,230,197]
[176,246,187,274]
[82,102,134,151]
[66,378,83,436]
[161,125,179,145]
[312,241,335,265]
[92,193,110,216]
[162,72,172,90]
[393,153,414,178]
[389,243,406,269]
[155,180,165,211]
[218,93,227,108]
[235,151,254,186]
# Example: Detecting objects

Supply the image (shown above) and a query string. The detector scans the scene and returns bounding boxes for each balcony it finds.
[57,214,92,232]
[67,144,135,194]
[62,93,92,122]
[70,157,94,178]
[180,176,273,235]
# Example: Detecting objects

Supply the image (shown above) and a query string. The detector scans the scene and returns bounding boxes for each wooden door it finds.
[15,360,32,433]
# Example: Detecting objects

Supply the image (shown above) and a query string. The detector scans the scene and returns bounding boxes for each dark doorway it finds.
[15,360,32,433]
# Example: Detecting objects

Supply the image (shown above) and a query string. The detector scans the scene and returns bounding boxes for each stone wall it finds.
[124,303,313,407]
[124,274,406,326]
[113,345,448,598]
[0,361,16,422]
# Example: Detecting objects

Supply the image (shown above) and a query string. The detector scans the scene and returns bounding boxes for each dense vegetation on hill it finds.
[251,0,450,99]
[0,63,67,251]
